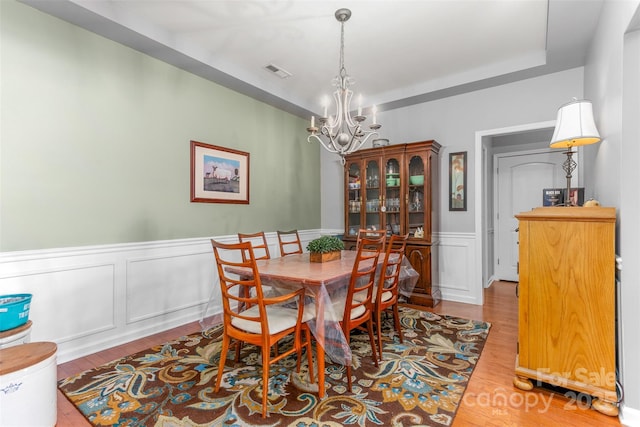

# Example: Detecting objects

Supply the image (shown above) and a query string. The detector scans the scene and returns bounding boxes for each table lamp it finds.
[549,99,601,206]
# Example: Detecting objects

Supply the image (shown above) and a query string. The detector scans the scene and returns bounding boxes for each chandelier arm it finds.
[346,126,361,147]
[320,124,338,144]
[351,131,377,152]
[338,127,371,155]
[329,88,344,133]
[343,89,359,129]
[308,133,341,154]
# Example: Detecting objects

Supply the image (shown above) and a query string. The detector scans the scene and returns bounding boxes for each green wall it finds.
[0,1,320,252]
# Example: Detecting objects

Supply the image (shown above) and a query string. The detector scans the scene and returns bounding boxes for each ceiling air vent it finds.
[264,63,292,79]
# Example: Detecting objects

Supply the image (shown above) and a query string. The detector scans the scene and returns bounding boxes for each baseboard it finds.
[620,403,640,426]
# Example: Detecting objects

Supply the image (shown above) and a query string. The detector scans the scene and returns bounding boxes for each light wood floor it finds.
[56,281,621,426]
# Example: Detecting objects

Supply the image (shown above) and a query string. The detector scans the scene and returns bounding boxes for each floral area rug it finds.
[58,307,491,426]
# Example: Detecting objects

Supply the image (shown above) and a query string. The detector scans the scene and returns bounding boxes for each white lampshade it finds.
[550,99,601,148]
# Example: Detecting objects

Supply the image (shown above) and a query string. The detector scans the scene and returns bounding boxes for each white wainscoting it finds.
[434,232,480,305]
[0,230,321,363]
[0,229,478,364]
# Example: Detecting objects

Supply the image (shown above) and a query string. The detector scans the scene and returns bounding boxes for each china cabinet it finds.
[513,207,618,416]
[343,140,441,307]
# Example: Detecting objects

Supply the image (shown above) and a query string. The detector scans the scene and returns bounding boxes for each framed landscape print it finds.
[190,140,250,204]
[449,151,467,211]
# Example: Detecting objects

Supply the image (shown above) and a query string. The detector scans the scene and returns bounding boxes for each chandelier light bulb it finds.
[322,96,329,118]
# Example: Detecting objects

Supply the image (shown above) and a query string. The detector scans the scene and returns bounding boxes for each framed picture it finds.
[542,188,564,206]
[190,140,249,204]
[567,187,585,206]
[449,151,467,211]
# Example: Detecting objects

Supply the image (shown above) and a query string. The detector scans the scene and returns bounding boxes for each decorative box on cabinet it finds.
[343,140,441,307]
[513,207,618,416]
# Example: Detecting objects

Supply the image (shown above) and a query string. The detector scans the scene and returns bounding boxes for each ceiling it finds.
[20,0,603,120]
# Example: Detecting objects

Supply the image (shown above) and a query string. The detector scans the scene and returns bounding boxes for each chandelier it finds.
[307,8,381,164]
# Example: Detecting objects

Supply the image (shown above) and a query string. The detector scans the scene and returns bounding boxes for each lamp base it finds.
[560,150,577,206]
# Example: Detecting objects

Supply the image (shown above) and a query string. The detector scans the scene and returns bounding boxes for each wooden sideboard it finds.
[513,206,618,416]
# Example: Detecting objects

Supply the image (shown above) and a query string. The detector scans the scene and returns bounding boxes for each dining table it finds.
[224,249,419,398]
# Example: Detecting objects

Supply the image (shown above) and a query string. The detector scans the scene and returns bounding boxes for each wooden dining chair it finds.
[211,239,314,418]
[238,231,271,261]
[277,229,303,256]
[238,231,273,306]
[339,234,385,392]
[373,233,409,360]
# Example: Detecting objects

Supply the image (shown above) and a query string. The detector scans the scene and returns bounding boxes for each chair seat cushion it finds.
[301,303,317,323]
[331,298,366,320]
[232,305,300,335]
[353,287,392,303]
[379,290,393,302]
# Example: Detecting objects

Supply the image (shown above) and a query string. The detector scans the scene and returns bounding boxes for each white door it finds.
[494,151,567,281]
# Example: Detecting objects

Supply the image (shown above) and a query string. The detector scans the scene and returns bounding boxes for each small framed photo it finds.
[449,151,467,211]
[190,140,249,204]
[542,188,563,206]
[567,187,585,206]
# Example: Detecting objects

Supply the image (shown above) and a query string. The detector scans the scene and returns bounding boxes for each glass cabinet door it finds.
[364,159,382,232]
[383,156,402,236]
[407,154,426,238]
[346,160,362,237]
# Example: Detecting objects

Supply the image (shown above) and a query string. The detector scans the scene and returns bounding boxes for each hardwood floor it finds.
[56,281,621,426]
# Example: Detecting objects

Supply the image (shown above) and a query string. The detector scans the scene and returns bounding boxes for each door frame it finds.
[492,148,574,282]
[474,120,556,305]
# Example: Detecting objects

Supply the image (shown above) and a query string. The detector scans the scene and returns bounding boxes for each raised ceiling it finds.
[20,0,603,119]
